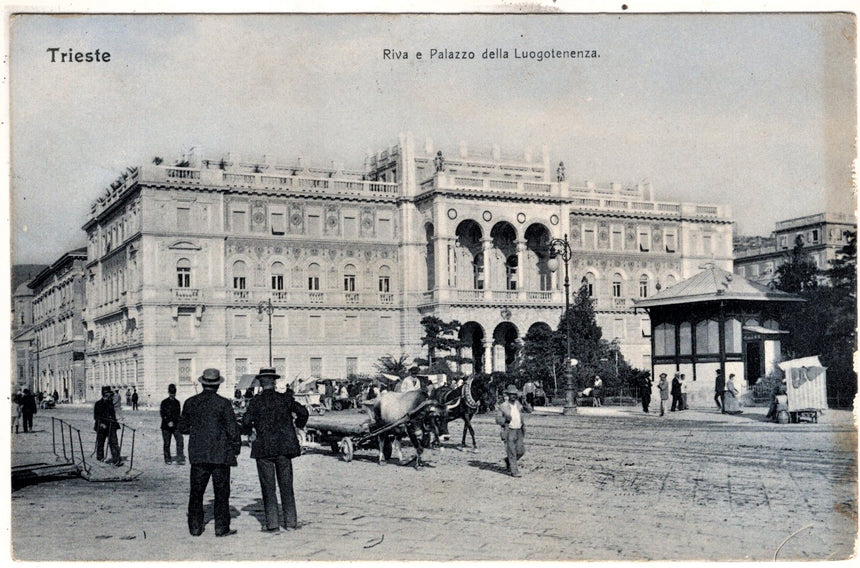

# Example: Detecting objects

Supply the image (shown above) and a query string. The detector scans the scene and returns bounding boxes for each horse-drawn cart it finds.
[302,399,439,462]
[294,392,327,415]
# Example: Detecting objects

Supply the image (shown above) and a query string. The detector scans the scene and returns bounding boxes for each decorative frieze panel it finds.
[361,207,375,237]
[325,205,339,235]
[251,200,267,232]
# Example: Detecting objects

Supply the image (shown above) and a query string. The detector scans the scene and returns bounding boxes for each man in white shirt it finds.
[495,384,532,478]
[399,375,421,392]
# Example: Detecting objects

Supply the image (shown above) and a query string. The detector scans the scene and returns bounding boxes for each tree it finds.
[415,316,471,374]
[374,353,412,379]
[779,231,857,407]
[516,324,563,393]
[774,235,820,293]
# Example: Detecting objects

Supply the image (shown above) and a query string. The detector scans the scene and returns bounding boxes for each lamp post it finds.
[547,234,577,415]
[257,298,274,367]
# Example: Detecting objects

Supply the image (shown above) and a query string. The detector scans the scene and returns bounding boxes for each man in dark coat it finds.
[714,368,726,413]
[160,383,185,465]
[94,386,121,464]
[19,389,37,433]
[242,368,309,532]
[178,368,241,537]
[639,374,653,413]
[131,387,139,411]
[670,373,683,412]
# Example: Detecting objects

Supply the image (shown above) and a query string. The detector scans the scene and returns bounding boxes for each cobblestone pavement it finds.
[10,404,857,561]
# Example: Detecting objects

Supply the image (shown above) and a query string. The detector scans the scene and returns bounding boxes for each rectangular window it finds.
[178,358,193,384]
[343,215,358,239]
[271,274,284,290]
[271,212,285,235]
[346,357,358,378]
[703,234,713,256]
[613,318,626,339]
[665,231,677,253]
[309,315,323,339]
[612,281,622,298]
[307,213,322,237]
[378,217,392,240]
[310,357,322,378]
[233,276,246,290]
[232,210,247,233]
[308,276,320,291]
[378,276,390,293]
[234,358,248,382]
[273,357,286,380]
[654,323,676,356]
[583,226,596,250]
[177,267,191,288]
[611,227,623,250]
[640,317,651,338]
[273,314,287,337]
[779,235,788,249]
[177,207,191,231]
[679,322,692,356]
[344,275,356,292]
[233,314,248,338]
[638,229,651,252]
[810,229,820,244]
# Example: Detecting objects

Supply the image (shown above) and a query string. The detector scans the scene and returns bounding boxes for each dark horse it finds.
[432,376,494,449]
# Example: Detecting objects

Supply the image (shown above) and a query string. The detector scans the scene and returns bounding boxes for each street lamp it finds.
[547,234,577,415]
[257,298,274,367]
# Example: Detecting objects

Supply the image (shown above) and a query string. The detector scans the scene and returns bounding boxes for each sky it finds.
[8,10,857,265]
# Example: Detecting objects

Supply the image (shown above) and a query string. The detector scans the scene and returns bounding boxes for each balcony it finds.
[232,290,250,302]
[271,290,290,303]
[171,288,201,304]
[379,292,395,305]
[344,292,360,305]
[309,292,324,304]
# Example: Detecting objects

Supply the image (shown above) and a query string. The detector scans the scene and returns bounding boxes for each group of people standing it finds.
[639,369,743,415]
[168,367,308,537]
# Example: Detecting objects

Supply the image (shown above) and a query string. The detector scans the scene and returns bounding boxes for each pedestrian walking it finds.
[670,373,682,411]
[126,389,132,406]
[94,386,121,465]
[242,368,309,532]
[593,375,603,407]
[11,393,22,434]
[20,389,37,433]
[132,387,139,411]
[657,373,669,416]
[495,384,532,478]
[714,369,726,413]
[640,374,653,413]
[160,384,185,465]
[723,373,743,415]
[679,374,688,410]
[178,368,241,537]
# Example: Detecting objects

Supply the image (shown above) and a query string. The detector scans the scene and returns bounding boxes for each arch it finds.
[524,223,552,291]
[425,222,435,290]
[271,261,286,291]
[638,273,650,298]
[378,264,392,293]
[459,321,486,375]
[343,263,357,292]
[307,262,322,291]
[581,271,597,297]
[490,222,517,290]
[454,220,483,290]
[492,321,521,373]
[526,321,553,336]
[176,258,191,288]
[232,260,247,290]
[611,272,624,298]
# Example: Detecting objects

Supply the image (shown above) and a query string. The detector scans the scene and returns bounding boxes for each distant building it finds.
[28,248,88,402]
[734,212,856,287]
[81,134,733,402]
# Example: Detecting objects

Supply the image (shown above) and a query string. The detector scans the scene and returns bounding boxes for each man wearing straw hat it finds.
[495,384,532,478]
[243,367,309,532]
[178,368,241,537]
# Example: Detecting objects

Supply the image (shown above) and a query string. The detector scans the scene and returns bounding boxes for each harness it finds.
[442,378,479,411]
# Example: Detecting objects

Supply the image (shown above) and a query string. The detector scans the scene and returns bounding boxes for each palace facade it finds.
[81,134,733,401]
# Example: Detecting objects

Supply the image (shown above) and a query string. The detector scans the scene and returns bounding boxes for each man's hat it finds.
[659,373,667,378]
[198,368,224,386]
[101,385,113,395]
[504,384,520,395]
[255,367,280,382]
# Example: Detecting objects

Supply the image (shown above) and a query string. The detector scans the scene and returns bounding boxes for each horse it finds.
[362,389,443,469]
[432,376,494,449]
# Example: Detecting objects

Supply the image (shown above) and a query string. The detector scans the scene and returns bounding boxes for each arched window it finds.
[232,260,247,290]
[612,273,623,298]
[307,263,321,291]
[639,274,649,298]
[271,262,285,291]
[473,252,484,290]
[343,264,356,292]
[378,265,391,293]
[506,255,518,291]
[176,258,191,288]
[581,273,595,297]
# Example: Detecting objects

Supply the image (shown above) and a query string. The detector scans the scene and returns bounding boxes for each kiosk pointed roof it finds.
[634,264,804,308]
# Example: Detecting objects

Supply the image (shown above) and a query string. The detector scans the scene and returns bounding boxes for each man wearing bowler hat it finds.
[242,368,309,532]
[94,386,121,465]
[495,384,532,478]
[178,368,241,537]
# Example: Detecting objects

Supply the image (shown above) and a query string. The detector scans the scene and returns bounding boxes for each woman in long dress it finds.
[723,373,743,414]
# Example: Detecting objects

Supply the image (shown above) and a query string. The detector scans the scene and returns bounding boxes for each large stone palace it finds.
[81,133,732,402]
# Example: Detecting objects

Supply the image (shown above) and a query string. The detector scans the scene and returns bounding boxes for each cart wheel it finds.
[340,438,354,462]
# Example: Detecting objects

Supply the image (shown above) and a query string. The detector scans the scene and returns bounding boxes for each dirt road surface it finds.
[10,403,857,561]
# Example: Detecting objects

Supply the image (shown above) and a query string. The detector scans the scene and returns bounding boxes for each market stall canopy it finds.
[236,374,259,390]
